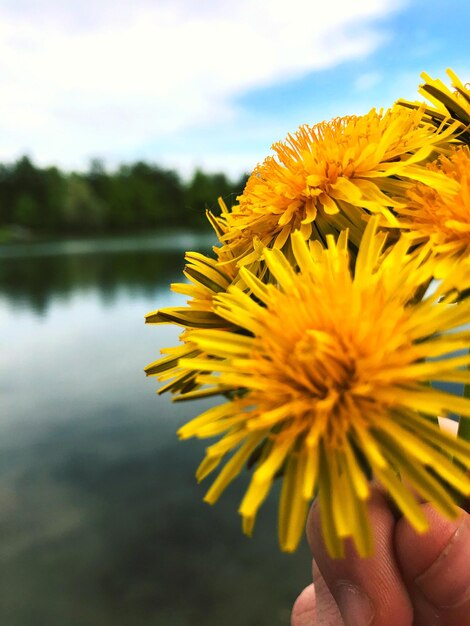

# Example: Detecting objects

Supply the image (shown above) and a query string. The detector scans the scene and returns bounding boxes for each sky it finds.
[0,0,468,179]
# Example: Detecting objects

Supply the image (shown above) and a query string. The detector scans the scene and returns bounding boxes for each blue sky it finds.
[0,0,468,179]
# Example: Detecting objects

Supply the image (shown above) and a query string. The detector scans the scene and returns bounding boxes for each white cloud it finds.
[0,0,403,170]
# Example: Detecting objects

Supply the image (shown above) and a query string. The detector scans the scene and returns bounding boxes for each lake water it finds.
[0,233,310,626]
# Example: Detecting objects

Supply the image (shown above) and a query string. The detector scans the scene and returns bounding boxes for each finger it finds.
[291,584,316,626]
[312,561,345,625]
[395,504,470,626]
[291,565,344,626]
[307,487,414,626]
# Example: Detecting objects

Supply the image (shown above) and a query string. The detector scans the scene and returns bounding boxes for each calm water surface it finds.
[0,233,310,626]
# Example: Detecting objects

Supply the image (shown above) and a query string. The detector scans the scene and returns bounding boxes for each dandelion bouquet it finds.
[145,69,470,558]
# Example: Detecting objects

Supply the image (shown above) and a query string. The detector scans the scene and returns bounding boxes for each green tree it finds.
[63,175,106,231]
[0,154,250,235]
[185,169,248,228]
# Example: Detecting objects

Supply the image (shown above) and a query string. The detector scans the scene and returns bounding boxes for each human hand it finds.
[291,494,469,626]
[291,421,470,626]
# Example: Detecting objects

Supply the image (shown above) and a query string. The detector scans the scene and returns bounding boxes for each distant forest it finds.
[0,156,249,239]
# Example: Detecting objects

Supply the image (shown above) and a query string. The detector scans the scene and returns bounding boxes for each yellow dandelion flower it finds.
[144,241,239,396]
[212,106,459,267]
[399,68,470,145]
[394,146,470,262]
[176,218,470,557]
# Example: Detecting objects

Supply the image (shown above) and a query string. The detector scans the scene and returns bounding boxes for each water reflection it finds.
[0,234,310,626]
[0,231,214,315]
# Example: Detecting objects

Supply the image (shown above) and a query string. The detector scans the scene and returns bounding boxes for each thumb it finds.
[394,504,470,626]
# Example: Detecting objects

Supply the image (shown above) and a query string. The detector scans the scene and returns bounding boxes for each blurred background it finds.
[0,1,468,624]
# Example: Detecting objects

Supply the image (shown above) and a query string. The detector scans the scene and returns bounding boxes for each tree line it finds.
[0,156,249,237]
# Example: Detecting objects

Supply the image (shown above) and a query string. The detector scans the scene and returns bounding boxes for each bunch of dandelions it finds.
[145,68,470,557]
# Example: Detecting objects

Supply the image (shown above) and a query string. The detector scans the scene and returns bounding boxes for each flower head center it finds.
[290,329,359,407]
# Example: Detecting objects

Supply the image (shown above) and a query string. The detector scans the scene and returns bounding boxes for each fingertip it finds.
[291,584,316,626]
[395,505,470,621]
[395,504,466,581]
